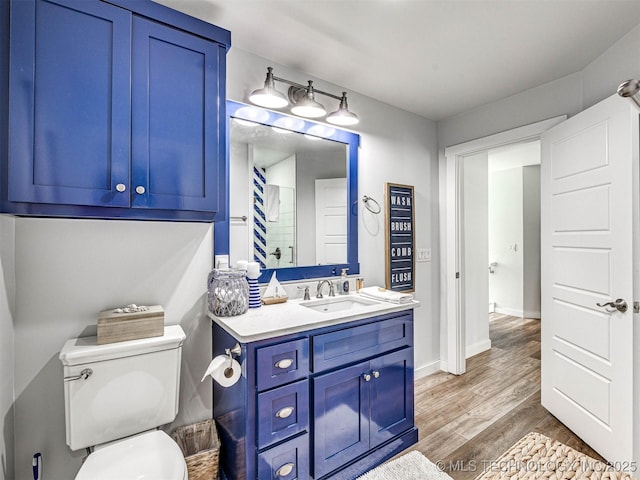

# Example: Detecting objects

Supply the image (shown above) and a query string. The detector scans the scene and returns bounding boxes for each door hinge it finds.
[634,301,639,314]
[455,272,460,279]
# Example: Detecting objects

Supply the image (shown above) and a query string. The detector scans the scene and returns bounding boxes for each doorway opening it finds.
[441,115,566,374]
[461,140,542,361]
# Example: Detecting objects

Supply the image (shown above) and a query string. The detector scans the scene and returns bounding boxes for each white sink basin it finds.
[299,295,379,314]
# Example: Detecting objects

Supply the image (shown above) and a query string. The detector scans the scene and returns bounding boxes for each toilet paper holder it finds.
[225,343,241,366]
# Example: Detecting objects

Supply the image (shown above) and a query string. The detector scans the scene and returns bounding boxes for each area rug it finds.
[356,450,453,480]
[474,432,634,480]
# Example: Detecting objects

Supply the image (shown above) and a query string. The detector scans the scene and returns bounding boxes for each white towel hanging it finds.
[265,184,280,222]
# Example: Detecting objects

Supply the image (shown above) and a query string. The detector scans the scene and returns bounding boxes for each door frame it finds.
[440,115,566,374]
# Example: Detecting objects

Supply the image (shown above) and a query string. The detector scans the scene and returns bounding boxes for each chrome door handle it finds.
[596,298,628,313]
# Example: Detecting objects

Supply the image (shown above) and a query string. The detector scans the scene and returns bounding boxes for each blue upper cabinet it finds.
[131,16,225,213]
[6,0,230,221]
[9,0,132,208]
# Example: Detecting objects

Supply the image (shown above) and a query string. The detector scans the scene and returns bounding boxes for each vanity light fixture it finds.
[249,67,359,126]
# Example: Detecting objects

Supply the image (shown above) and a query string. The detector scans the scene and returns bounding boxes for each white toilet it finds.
[59,325,188,480]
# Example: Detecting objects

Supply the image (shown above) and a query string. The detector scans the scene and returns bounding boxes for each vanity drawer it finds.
[257,433,310,480]
[312,313,413,372]
[256,338,309,391]
[257,379,309,449]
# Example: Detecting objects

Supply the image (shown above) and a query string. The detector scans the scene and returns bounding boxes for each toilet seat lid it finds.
[76,430,187,480]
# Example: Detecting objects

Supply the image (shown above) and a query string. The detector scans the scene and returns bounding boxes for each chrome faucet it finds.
[316,279,335,299]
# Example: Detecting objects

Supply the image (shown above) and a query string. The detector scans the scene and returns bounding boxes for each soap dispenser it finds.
[339,268,349,295]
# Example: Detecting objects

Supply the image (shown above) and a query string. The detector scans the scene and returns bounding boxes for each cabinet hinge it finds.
[455,272,460,279]
[634,301,639,314]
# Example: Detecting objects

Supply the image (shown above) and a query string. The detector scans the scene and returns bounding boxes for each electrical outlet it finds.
[214,254,229,269]
[417,248,431,262]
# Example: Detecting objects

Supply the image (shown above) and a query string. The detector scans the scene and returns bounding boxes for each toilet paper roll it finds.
[201,355,241,387]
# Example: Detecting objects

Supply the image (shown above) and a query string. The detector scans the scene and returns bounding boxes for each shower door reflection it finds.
[254,180,296,269]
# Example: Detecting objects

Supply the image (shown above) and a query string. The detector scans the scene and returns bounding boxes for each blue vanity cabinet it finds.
[212,309,418,480]
[6,0,229,221]
[313,349,414,478]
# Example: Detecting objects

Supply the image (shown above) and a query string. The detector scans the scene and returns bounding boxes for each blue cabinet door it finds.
[313,361,370,478]
[369,348,414,448]
[131,16,225,212]
[9,0,132,207]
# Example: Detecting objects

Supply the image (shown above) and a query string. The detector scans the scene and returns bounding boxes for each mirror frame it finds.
[218,100,360,283]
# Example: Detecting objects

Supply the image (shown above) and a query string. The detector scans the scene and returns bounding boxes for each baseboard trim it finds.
[466,339,492,358]
[494,307,541,319]
[437,339,491,375]
[414,360,441,380]
[495,307,524,317]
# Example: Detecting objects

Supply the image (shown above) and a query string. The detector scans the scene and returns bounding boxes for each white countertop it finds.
[209,293,419,343]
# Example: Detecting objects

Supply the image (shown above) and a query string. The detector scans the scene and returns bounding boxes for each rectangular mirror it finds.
[224,100,360,282]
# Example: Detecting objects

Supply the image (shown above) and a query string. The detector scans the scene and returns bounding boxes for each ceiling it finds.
[154,0,640,121]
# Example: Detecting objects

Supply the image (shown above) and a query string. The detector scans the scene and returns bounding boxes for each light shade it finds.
[290,81,326,118]
[249,67,289,109]
[327,92,359,126]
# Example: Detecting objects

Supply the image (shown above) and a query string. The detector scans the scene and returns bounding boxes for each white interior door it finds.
[541,94,636,464]
[315,178,347,264]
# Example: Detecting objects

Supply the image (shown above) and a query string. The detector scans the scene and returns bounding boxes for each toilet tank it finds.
[59,325,186,451]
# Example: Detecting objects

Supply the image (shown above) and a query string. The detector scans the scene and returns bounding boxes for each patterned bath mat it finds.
[357,450,453,480]
[473,432,634,480]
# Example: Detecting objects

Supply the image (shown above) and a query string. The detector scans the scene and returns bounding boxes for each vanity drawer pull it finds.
[276,462,295,477]
[275,358,293,369]
[275,406,295,419]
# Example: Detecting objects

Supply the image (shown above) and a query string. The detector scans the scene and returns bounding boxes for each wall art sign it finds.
[385,183,415,292]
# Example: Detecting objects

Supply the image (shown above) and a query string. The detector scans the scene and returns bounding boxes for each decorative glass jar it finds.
[207,269,249,317]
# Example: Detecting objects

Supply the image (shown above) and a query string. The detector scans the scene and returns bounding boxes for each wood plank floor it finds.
[412,313,604,480]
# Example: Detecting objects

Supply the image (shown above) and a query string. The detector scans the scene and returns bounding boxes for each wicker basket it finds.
[171,419,220,480]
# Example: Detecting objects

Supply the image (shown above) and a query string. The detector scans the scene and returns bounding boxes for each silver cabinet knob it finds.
[363,373,371,382]
[115,183,126,193]
[135,185,146,195]
[276,463,294,477]
[275,406,294,419]
[372,370,380,379]
[275,358,293,369]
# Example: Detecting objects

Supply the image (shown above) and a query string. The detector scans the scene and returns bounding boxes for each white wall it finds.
[463,152,490,356]
[0,216,15,480]
[226,48,442,377]
[12,218,213,480]
[489,167,524,316]
[522,165,541,318]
